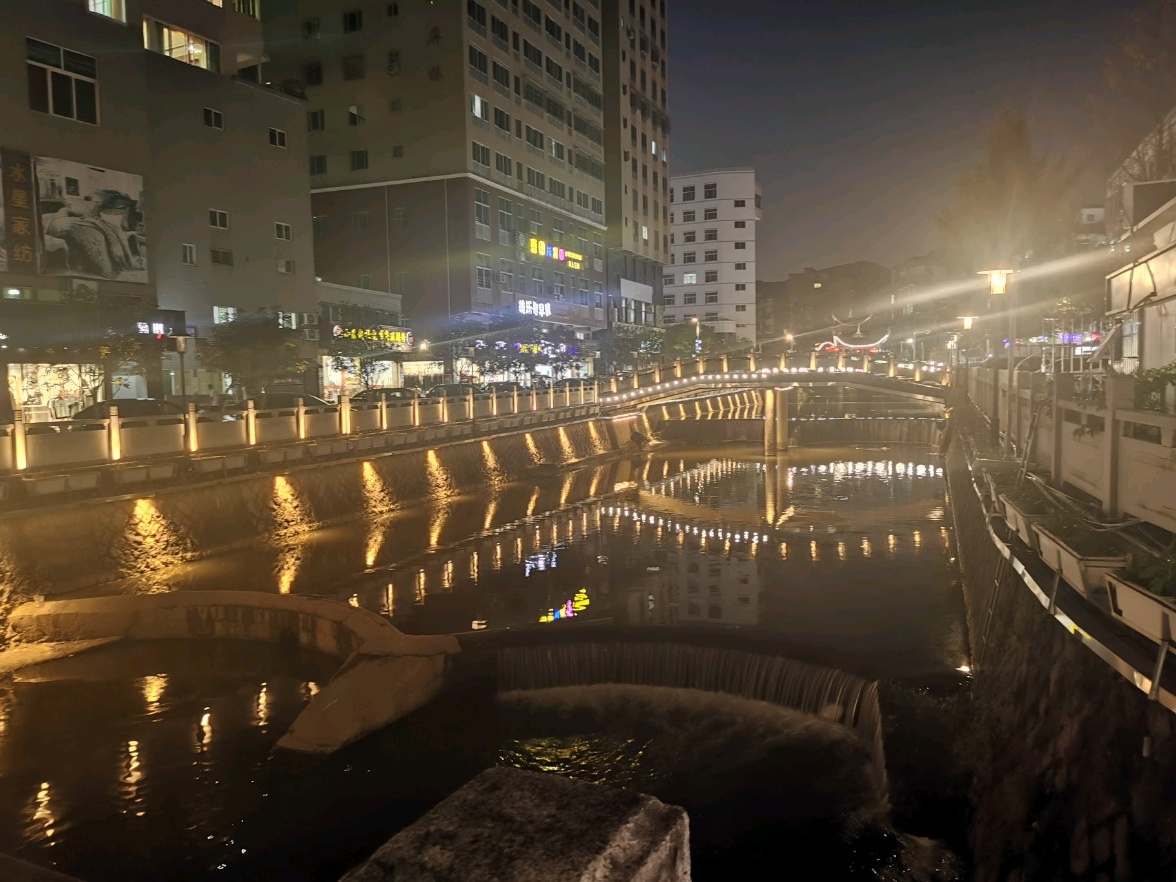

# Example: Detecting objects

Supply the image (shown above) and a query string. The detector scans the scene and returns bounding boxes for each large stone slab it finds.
[339,766,691,882]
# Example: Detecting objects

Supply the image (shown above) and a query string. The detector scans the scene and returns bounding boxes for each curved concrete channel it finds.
[1,590,460,754]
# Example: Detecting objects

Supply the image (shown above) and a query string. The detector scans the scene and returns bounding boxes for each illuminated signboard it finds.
[528,237,583,270]
[331,325,414,350]
[517,299,552,317]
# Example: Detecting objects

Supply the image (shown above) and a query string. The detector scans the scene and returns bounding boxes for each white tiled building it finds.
[664,168,760,346]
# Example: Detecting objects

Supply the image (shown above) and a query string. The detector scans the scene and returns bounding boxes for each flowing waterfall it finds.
[496,641,887,785]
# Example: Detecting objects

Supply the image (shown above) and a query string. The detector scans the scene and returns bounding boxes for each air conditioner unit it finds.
[301,312,320,326]
[302,328,320,342]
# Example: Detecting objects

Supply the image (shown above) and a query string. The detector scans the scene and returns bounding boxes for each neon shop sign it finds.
[528,237,584,270]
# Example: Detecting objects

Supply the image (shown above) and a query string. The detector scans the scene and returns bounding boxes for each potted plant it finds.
[1106,550,1176,644]
[975,458,1019,509]
[1032,511,1127,601]
[999,481,1052,550]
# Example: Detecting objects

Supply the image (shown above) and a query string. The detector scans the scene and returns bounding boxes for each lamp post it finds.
[691,317,701,356]
[168,333,191,409]
[979,269,1015,454]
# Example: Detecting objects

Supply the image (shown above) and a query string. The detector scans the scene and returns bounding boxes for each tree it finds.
[199,311,311,399]
[325,303,405,390]
[597,325,664,372]
[41,329,161,403]
[936,109,1080,274]
[662,321,722,359]
[1099,0,1176,179]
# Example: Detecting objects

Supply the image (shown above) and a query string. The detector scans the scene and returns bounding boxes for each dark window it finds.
[303,61,323,85]
[350,150,369,171]
[342,9,363,32]
[309,154,327,175]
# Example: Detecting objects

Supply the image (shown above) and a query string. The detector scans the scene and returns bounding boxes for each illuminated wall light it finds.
[524,433,543,464]
[426,449,456,499]
[302,681,320,700]
[255,682,270,727]
[120,497,189,587]
[384,582,395,616]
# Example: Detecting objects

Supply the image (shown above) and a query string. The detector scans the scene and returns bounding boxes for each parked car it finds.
[71,399,184,420]
[351,387,421,402]
[425,383,483,399]
[224,393,330,411]
[485,381,526,396]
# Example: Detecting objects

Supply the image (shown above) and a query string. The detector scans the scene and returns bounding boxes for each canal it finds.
[0,442,969,880]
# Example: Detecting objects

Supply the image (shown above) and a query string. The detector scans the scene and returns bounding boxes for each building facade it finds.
[664,168,759,347]
[1,0,318,410]
[263,0,611,341]
[600,0,669,332]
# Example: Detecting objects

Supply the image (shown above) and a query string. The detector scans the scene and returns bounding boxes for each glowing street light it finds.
[980,269,1016,453]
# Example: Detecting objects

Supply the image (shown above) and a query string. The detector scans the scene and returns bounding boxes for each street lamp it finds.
[168,333,191,409]
[691,317,701,355]
[979,269,1015,453]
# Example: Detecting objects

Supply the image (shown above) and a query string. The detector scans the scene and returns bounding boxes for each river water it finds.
[0,443,969,880]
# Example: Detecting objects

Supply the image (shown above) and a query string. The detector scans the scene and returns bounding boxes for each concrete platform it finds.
[339,766,690,882]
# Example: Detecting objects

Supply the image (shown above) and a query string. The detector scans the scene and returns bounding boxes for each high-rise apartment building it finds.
[263,0,611,339]
[2,0,317,407]
[664,168,759,347]
[600,0,669,330]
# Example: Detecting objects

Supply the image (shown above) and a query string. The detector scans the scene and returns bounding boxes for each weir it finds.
[496,641,887,785]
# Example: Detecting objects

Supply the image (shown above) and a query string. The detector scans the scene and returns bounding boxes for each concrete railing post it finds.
[674,360,683,379]
[722,354,729,372]
[467,388,475,421]
[631,372,640,390]
[809,351,818,370]
[296,397,307,440]
[531,386,538,412]
[887,356,896,378]
[578,381,585,405]
[12,408,27,471]
[749,353,757,372]
[186,403,199,454]
[653,365,662,383]
[779,354,788,371]
[246,401,257,445]
[549,383,556,409]
[914,363,923,382]
[836,351,845,371]
[340,394,352,435]
[378,398,388,432]
[411,396,420,427]
[512,388,519,414]
[592,379,600,403]
[696,356,705,376]
[108,405,122,462]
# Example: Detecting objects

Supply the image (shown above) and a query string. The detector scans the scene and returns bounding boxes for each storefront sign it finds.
[517,299,553,317]
[528,238,584,270]
[331,324,414,349]
[1,150,36,274]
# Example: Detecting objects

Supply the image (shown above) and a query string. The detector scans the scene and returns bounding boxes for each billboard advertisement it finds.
[32,155,148,284]
[0,149,37,275]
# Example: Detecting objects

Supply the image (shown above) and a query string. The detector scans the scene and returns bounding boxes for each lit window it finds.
[213,306,238,324]
[87,0,126,22]
[471,93,489,121]
[146,21,222,72]
[682,272,697,284]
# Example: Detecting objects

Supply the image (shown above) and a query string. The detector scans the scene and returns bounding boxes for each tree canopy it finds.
[199,311,311,397]
[596,325,664,372]
[936,109,1079,274]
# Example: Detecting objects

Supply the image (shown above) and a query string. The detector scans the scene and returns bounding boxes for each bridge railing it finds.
[1,382,600,484]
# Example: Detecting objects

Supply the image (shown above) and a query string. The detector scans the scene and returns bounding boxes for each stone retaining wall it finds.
[946,438,1176,882]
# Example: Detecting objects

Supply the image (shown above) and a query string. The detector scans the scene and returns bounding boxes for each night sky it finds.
[668,0,1141,279]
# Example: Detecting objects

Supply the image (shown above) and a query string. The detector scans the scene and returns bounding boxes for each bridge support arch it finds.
[763,387,791,455]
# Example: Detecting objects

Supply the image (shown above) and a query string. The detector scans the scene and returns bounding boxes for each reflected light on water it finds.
[779,541,788,559]
[481,441,505,488]
[198,709,212,748]
[556,426,576,462]
[347,594,359,607]
[255,684,270,727]
[384,583,395,616]
[428,504,449,550]
[301,681,319,700]
[470,550,479,581]
[361,461,392,516]
[141,674,167,713]
[861,537,872,558]
[483,495,499,531]
[559,472,574,507]
[888,533,897,555]
[913,530,922,551]
[415,569,426,603]
[526,487,540,518]
[365,519,387,568]
[272,476,311,536]
[426,449,455,498]
[837,540,847,561]
[122,740,144,815]
[30,781,55,841]
[275,545,303,594]
[810,540,819,562]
